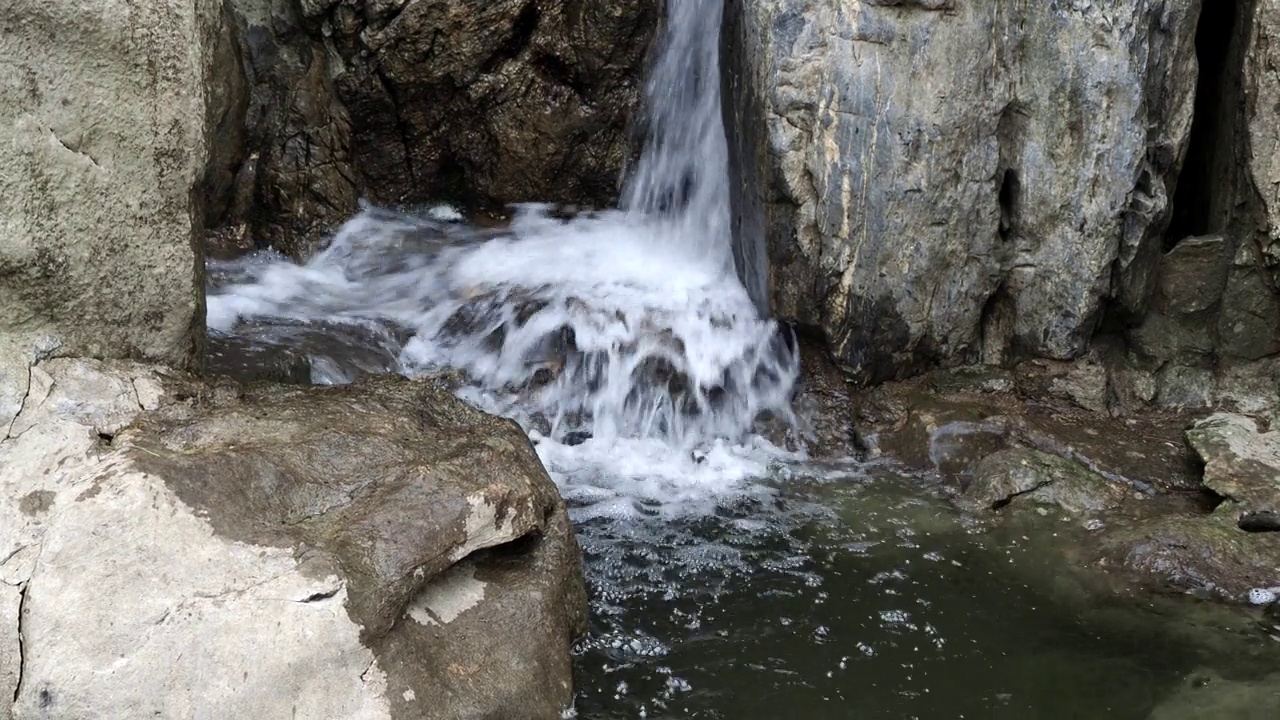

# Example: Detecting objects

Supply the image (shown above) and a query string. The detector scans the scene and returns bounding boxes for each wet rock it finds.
[1098,511,1280,600]
[217,0,360,259]
[1186,414,1280,528]
[853,369,1202,492]
[213,0,659,257]
[1148,669,1280,720]
[206,332,312,384]
[723,0,1199,380]
[0,359,585,718]
[1,0,239,368]
[964,448,1127,515]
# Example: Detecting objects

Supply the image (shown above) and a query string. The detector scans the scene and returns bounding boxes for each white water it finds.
[206,0,803,519]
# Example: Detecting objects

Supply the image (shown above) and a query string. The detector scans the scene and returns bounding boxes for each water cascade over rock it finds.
[208,0,802,519]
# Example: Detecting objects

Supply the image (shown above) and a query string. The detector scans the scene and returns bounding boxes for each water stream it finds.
[206,1,1276,716]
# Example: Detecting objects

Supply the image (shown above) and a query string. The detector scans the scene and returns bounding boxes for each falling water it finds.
[206,0,801,518]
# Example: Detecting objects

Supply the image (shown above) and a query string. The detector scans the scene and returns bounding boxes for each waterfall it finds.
[205,0,800,517]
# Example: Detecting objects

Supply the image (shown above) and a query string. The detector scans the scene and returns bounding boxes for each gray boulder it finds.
[0,0,240,368]
[723,0,1198,382]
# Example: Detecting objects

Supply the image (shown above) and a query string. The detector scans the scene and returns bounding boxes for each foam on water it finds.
[205,0,802,518]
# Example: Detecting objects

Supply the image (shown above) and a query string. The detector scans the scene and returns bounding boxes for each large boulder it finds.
[0,0,239,368]
[723,0,1199,383]
[0,360,585,718]
[214,0,660,257]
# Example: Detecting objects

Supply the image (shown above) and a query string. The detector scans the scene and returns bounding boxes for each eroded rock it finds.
[1098,510,1280,600]
[853,368,1202,492]
[0,359,585,718]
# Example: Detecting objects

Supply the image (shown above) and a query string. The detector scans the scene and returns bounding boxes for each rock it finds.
[1148,669,1280,720]
[213,0,660,257]
[1,582,17,714]
[1248,3,1280,281]
[206,332,313,384]
[217,0,359,258]
[853,369,1203,491]
[964,448,1127,515]
[0,359,585,718]
[1186,413,1280,527]
[723,0,1199,381]
[1098,510,1280,599]
[0,0,240,368]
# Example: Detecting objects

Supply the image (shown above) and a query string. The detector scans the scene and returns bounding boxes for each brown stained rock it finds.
[2,360,585,718]
[212,0,659,258]
[125,375,573,642]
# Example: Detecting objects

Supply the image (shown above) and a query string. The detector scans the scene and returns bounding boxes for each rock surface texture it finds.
[724,0,1280,412]
[0,361,585,719]
[0,0,233,368]
[213,0,660,257]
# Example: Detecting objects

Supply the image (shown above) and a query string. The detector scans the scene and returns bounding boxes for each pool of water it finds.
[567,467,1278,719]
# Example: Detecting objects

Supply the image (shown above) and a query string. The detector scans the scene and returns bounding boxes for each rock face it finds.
[0,360,585,719]
[726,0,1280,413]
[214,0,660,257]
[723,0,1201,383]
[0,0,238,368]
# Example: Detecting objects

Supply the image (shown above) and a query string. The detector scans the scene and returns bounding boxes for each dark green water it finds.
[568,468,1278,719]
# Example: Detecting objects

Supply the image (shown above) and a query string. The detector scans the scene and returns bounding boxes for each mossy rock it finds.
[963,448,1128,514]
[1099,509,1280,599]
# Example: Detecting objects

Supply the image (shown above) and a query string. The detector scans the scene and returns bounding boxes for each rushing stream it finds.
[206,1,1277,717]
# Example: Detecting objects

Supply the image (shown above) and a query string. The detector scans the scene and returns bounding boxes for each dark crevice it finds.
[1166,1,1247,247]
[979,284,1016,366]
[997,168,1020,242]
[97,432,114,446]
[531,52,591,98]
[298,586,342,603]
[13,583,26,705]
[1238,511,1280,533]
[481,0,541,74]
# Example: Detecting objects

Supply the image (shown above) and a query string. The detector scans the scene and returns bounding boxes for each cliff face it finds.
[724,0,1280,412]
[207,0,660,258]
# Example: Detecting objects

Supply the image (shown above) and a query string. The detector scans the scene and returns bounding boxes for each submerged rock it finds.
[1148,669,1280,720]
[0,359,584,718]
